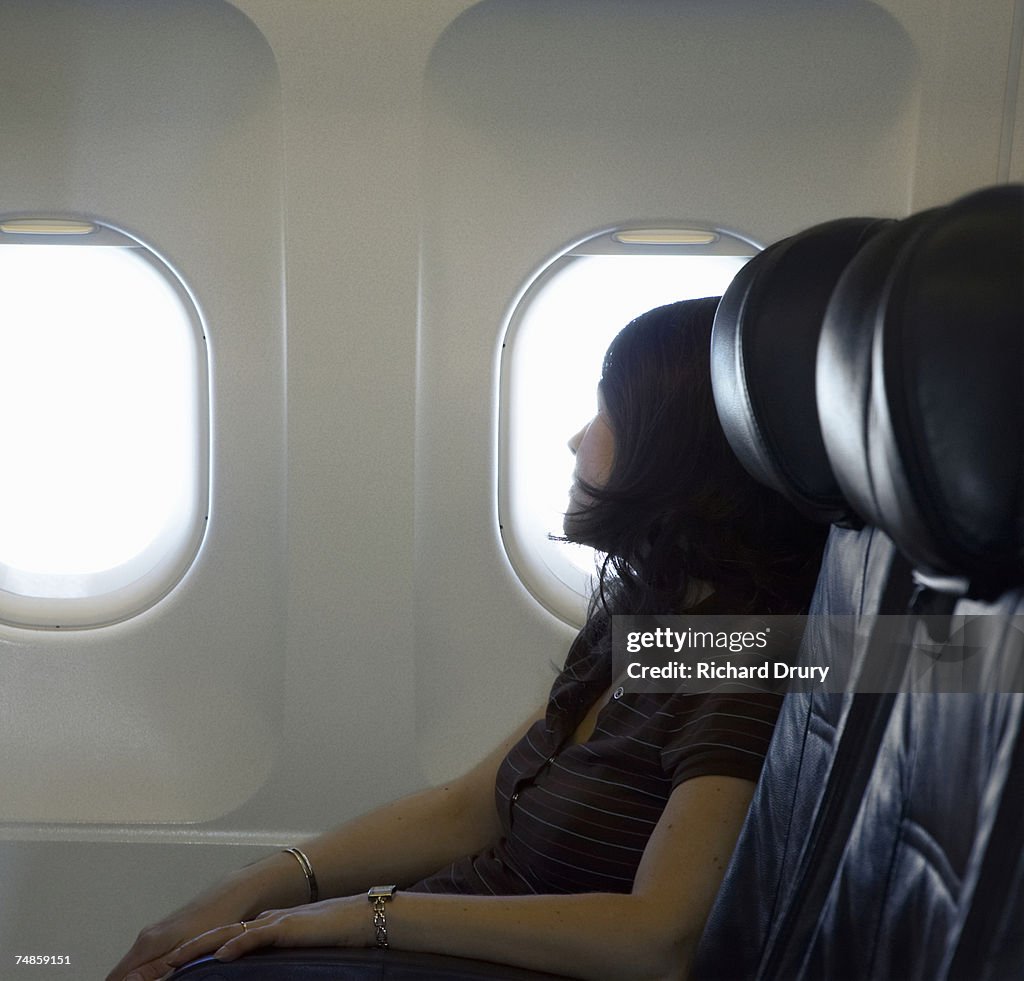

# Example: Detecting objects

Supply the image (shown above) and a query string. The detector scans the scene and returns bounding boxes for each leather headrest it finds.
[818,184,1024,598]
[711,217,893,527]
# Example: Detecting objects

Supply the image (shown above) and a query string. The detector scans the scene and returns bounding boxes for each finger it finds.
[213,922,279,962]
[213,910,332,962]
[119,960,175,981]
[164,922,247,969]
[110,946,181,981]
[106,937,174,981]
[106,948,143,981]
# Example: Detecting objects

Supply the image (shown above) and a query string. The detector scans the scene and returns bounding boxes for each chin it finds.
[563,489,589,540]
[562,512,594,548]
[561,515,578,541]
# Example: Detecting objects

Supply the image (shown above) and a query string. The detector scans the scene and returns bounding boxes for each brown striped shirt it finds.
[409,625,782,896]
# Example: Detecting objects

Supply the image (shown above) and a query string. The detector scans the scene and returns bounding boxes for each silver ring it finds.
[240,920,249,933]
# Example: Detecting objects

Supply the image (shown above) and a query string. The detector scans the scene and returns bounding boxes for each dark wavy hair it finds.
[566,296,826,627]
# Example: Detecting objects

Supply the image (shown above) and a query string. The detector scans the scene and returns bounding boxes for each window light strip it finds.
[612,229,719,246]
[0,219,97,236]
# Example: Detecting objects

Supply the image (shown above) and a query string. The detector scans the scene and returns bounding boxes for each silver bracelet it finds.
[367,884,397,948]
[282,846,319,903]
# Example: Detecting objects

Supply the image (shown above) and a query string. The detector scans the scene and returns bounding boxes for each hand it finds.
[105,878,262,981]
[163,896,373,969]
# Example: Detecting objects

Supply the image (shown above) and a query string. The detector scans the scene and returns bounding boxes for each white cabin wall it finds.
[877,0,1024,202]
[0,1,1019,976]
[1014,0,1024,180]
[0,1,287,825]
[221,0,477,833]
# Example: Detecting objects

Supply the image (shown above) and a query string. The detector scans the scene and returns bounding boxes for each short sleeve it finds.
[659,692,784,789]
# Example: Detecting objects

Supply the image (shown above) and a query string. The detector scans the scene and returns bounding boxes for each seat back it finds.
[799,183,1024,980]
[696,184,1024,980]
[697,213,901,980]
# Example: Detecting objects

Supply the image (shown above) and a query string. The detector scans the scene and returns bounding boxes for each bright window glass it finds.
[0,224,208,628]
[499,228,758,626]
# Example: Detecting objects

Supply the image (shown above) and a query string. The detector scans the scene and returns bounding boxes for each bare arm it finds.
[254,701,547,905]
[107,703,546,981]
[170,774,756,981]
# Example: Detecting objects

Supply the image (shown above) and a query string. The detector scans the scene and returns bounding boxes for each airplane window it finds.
[499,226,759,626]
[0,219,209,629]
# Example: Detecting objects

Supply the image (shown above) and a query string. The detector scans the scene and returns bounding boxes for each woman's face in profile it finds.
[563,388,615,540]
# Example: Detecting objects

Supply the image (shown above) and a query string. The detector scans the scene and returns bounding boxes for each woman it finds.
[109,297,825,981]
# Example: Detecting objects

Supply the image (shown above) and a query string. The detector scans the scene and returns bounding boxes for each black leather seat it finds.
[698,211,904,980]
[696,183,1024,980]
[171,948,572,979]
[794,183,1024,981]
